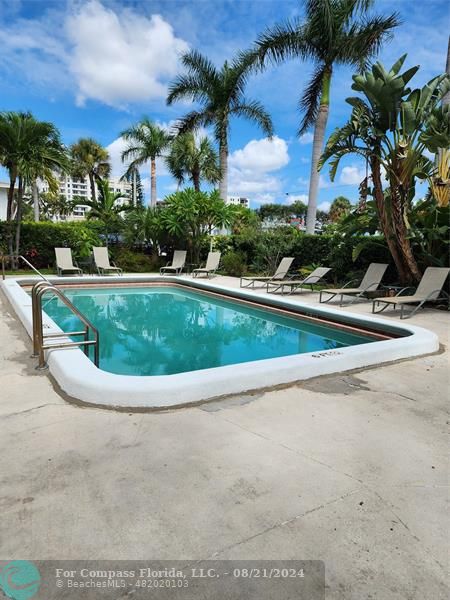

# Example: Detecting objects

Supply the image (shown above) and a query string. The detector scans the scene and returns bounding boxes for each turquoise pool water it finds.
[42,286,376,376]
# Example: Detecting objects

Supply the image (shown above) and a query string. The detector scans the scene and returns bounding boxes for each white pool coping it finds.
[1,275,439,409]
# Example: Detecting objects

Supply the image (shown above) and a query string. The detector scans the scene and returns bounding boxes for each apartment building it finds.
[38,175,132,221]
[226,196,250,209]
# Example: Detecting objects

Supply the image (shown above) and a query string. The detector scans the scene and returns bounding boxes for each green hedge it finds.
[0,221,103,268]
[214,229,394,283]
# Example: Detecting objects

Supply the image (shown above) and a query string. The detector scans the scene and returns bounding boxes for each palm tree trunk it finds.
[306,70,331,234]
[32,180,40,221]
[89,173,96,202]
[219,136,228,201]
[192,168,200,192]
[150,158,157,207]
[6,171,16,222]
[13,177,24,269]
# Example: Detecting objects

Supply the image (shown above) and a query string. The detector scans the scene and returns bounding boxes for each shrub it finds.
[221,251,247,277]
[112,249,159,273]
[0,221,102,268]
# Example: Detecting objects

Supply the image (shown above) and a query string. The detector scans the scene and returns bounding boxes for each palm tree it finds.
[167,50,274,200]
[249,0,399,233]
[166,132,221,192]
[0,111,68,259]
[70,138,110,202]
[120,165,145,208]
[85,178,131,247]
[121,118,172,207]
[329,196,352,222]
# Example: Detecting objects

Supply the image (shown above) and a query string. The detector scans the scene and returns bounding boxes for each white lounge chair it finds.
[240,257,294,289]
[93,247,123,276]
[372,267,450,319]
[319,263,388,306]
[193,252,221,278]
[55,248,83,276]
[160,250,187,275]
[267,267,331,295]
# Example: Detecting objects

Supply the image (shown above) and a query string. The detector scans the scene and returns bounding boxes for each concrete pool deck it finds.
[0,275,448,599]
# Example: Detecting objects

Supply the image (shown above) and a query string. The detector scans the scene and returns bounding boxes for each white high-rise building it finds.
[38,175,132,221]
[226,196,250,209]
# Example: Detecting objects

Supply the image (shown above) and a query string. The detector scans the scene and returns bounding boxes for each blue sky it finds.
[0,0,448,209]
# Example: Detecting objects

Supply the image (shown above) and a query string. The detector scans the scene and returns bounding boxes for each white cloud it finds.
[106,136,169,179]
[228,136,289,202]
[339,165,366,186]
[66,2,189,107]
[299,133,314,145]
[318,201,331,212]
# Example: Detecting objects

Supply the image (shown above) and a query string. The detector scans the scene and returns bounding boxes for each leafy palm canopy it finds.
[320,56,450,283]
[167,50,274,200]
[166,132,221,191]
[70,137,110,201]
[247,0,399,233]
[0,111,68,260]
[121,118,172,207]
[85,178,132,245]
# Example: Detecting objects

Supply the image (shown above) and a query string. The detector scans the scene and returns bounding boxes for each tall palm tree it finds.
[70,138,110,202]
[121,118,172,207]
[249,0,399,233]
[0,111,68,259]
[167,50,274,201]
[166,132,221,191]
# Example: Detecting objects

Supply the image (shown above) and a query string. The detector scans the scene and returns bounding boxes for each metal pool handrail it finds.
[1,254,50,281]
[31,280,100,370]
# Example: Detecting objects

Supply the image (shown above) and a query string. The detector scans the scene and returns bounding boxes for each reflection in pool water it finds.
[42,286,374,376]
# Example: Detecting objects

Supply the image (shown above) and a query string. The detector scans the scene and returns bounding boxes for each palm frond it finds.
[298,64,326,135]
[231,100,274,137]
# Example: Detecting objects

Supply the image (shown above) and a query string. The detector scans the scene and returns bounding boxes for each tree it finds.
[121,165,145,208]
[124,206,163,256]
[70,138,110,202]
[320,56,450,284]
[167,50,274,200]
[161,188,233,262]
[121,118,172,207]
[248,0,399,233]
[0,111,68,262]
[166,132,221,191]
[329,196,352,222]
[85,178,131,247]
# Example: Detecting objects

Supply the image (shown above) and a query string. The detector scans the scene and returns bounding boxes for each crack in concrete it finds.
[0,403,64,419]
[208,488,361,559]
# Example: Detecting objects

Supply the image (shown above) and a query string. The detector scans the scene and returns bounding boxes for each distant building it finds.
[0,182,9,220]
[226,196,250,209]
[38,175,132,221]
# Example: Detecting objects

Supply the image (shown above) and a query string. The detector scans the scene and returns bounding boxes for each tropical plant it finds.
[124,206,163,255]
[248,0,399,233]
[0,111,68,262]
[167,50,273,200]
[38,192,75,221]
[84,178,131,246]
[161,188,233,262]
[329,196,352,222]
[121,118,172,207]
[320,56,450,284]
[166,132,221,191]
[70,138,110,202]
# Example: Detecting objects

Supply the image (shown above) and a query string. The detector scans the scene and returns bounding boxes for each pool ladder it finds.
[31,280,100,370]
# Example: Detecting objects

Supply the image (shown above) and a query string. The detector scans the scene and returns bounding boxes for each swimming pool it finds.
[42,285,378,376]
[1,275,438,408]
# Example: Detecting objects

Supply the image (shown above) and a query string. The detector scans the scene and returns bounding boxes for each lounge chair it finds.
[93,247,123,276]
[267,267,331,295]
[240,257,294,289]
[55,248,83,277]
[193,252,221,278]
[319,263,388,306]
[160,250,187,275]
[372,267,450,319]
